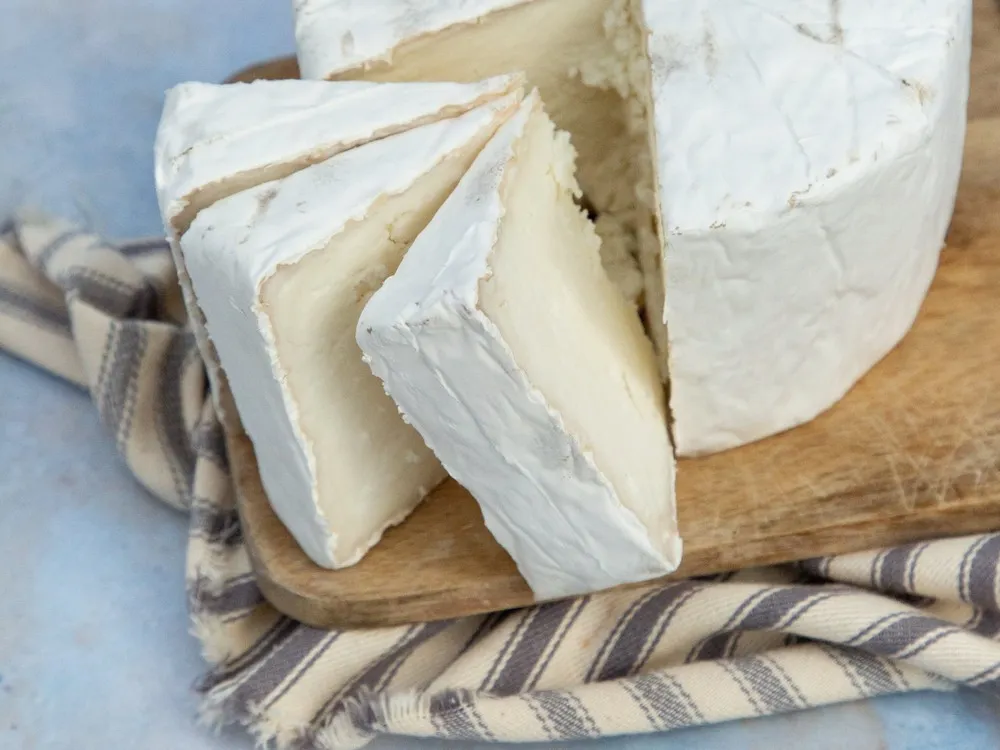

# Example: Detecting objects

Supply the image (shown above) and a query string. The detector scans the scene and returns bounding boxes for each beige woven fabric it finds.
[3,216,1000,749]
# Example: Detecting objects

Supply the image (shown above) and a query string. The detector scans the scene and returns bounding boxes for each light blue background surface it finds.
[1,1,999,748]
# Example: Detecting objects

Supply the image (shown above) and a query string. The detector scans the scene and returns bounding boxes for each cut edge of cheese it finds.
[180,91,522,568]
[358,92,680,600]
[153,73,522,435]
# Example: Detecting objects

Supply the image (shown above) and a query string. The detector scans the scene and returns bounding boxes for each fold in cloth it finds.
[2,216,999,749]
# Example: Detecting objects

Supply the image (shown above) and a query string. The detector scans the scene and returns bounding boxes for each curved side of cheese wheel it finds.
[359,94,679,599]
[641,0,973,455]
[180,95,519,568]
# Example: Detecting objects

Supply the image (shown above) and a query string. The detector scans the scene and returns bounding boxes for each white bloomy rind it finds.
[294,0,972,456]
[180,96,518,568]
[359,94,680,600]
[293,0,531,79]
[643,0,972,455]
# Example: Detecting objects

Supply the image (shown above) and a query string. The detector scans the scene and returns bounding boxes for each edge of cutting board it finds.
[226,6,1000,628]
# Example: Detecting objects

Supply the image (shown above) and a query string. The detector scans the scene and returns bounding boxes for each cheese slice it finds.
[153,75,520,431]
[296,0,972,456]
[358,93,680,600]
[180,94,521,568]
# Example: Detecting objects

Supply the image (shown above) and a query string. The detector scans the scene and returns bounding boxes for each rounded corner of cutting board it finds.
[223,9,1000,628]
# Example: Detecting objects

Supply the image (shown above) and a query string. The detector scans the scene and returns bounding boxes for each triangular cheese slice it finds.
[180,92,522,568]
[153,75,521,430]
[358,93,680,599]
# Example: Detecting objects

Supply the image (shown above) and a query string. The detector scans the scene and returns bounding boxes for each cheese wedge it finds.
[296,0,972,456]
[180,94,521,568]
[153,75,520,431]
[641,0,972,454]
[358,94,680,599]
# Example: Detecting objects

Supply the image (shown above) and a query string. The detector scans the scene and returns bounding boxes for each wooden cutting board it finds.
[227,0,1000,629]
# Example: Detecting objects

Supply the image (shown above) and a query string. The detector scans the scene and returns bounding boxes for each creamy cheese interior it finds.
[169,165,310,436]
[480,107,675,552]
[257,140,496,563]
[332,0,655,310]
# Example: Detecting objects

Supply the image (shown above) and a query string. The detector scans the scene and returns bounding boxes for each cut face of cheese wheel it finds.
[180,94,521,568]
[295,0,649,307]
[153,75,521,432]
[296,0,972,457]
[358,94,680,600]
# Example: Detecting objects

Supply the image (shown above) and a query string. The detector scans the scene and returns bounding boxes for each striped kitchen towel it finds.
[2,215,999,749]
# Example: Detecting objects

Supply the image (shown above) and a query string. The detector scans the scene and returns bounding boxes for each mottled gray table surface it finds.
[2,1,1000,748]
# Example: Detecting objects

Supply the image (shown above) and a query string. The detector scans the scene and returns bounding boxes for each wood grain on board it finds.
[229,0,1000,628]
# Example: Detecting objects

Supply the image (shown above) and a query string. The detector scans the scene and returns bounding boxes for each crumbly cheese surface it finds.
[293,0,647,306]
